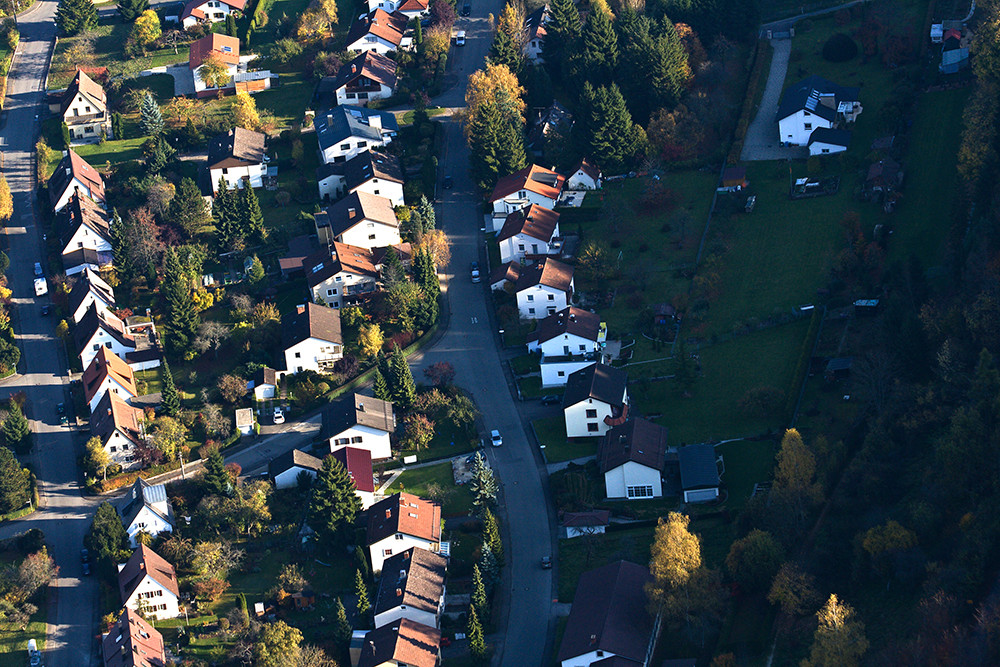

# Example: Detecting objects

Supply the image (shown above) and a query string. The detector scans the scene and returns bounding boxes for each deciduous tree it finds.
[801,594,869,667]
[151,416,186,461]
[0,176,12,225]
[131,9,161,49]
[231,91,261,130]
[83,436,111,480]
[773,428,821,523]
[725,529,784,593]
[254,620,303,667]
[401,413,434,451]
[358,323,384,358]
[198,53,231,90]
[768,562,820,617]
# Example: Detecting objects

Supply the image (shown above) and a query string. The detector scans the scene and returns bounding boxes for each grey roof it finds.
[344,150,404,190]
[268,448,323,480]
[374,547,447,616]
[313,106,399,152]
[322,393,395,437]
[315,190,399,238]
[563,363,628,409]
[207,127,266,169]
[281,302,344,348]
[116,478,174,530]
[677,443,720,491]
[808,127,852,148]
[776,75,859,122]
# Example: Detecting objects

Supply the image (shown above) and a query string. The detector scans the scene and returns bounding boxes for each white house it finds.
[557,560,657,667]
[500,257,574,320]
[181,0,247,27]
[317,149,405,205]
[91,392,144,469]
[367,493,441,574]
[776,75,861,146]
[314,106,399,164]
[497,204,561,264]
[306,242,381,307]
[189,33,271,98]
[268,448,323,490]
[57,70,112,143]
[328,51,398,107]
[250,367,277,400]
[117,545,180,621]
[358,619,441,667]
[68,268,115,324]
[102,608,166,667]
[522,5,550,63]
[599,418,668,500]
[83,347,137,414]
[116,479,175,548]
[489,163,565,230]
[332,446,377,508]
[374,548,447,629]
[60,195,113,277]
[282,302,344,374]
[367,0,427,16]
[345,9,411,55]
[235,408,255,436]
[561,510,610,539]
[562,363,629,439]
[314,190,401,250]
[48,149,105,213]
[807,127,851,156]
[566,158,602,190]
[207,127,266,191]
[323,393,395,460]
[527,307,606,387]
[73,304,136,372]
[678,443,721,503]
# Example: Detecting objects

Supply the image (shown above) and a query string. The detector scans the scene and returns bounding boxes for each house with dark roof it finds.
[317,149,404,205]
[322,393,395,460]
[523,4,550,62]
[59,70,111,143]
[314,190,401,250]
[117,546,180,620]
[208,127,267,190]
[489,164,566,230]
[374,547,447,629]
[48,149,105,213]
[497,204,561,264]
[102,607,166,667]
[60,194,113,276]
[358,618,441,667]
[116,479,175,548]
[250,366,277,400]
[807,127,851,156]
[268,448,323,490]
[181,0,247,28]
[279,234,318,278]
[527,307,607,387]
[69,268,115,324]
[494,257,573,320]
[91,392,145,469]
[562,509,610,539]
[329,51,398,107]
[315,105,399,164]
[74,303,135,372]
[776,75,861,147]
[345,12,410,57]
[599,418,668,500]
[567,158,602,190]
[678,443,720,503]
[367,492,442,573]
[282,302,344,374]
[563,363,629,438]
[306,242,381,308]
[558,560,658,667]
[83,347,137,414]
[332,446,377,507]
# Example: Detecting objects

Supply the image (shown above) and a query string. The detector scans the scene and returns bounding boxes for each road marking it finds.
[471,316,478,324]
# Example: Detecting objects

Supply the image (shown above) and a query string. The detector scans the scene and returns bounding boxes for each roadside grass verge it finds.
[0,603,45,667]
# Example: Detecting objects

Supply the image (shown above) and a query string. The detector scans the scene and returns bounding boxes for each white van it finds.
[455,30,466,46]
[34,278,47,297]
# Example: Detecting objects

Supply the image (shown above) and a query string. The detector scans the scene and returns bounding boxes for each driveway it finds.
[740,39,808,161]
[0,0,101,664]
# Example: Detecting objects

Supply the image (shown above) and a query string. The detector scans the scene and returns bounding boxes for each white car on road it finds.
[490,429,502,447]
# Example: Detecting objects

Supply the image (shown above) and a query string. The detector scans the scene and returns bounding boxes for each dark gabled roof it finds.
[330,50,398,91]
[102,608,166,667]
[331,446,375,493]
[281,302,344,348]
[367,492,441,544]
[599,418,668,474]
[529,307,600,346]
[268,448,323,481]
[49,150,105,207]
[678,443,720,490]
[279,234,318,274]
[344,150,404,191]
[563,363,628,409]
[374,547,447,615]
[557,560,654,663]
[252,366,277,388]
[73,303,134,352]
[358,619,441,667]
[68,267,115,317]
[118,545,180,602]
[514,257,573,293]
[776,75,859,122]
[322,393,395,437]
[317,190,399,238]
[524,4,549,41]
[497,204,560,243]
[62,192,111,243]
[313,106,399,151]
[571,157,601,181]
[491,261,522,287]
[116,479,174,532]
[808,127,852,148]
[207,127,266,170]
[63,247,113,273]
[562,509,610,528]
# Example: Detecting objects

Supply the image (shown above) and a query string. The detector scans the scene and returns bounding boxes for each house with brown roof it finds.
[366,0,427,16]
[523,5,550,63]
[489,164,565,230]
[367,492,442,573]
[117,546,180,621]
[48,149,105,213]
[317,149,405,205]
[250,366,277,400]
[83,347,137,414]
[493,257,573,319]
[102,607,166,667]
[189,33,271,97]
[91,392,145,469]
[527,307,607,387]
[268,448,323,490]
[74,303,136,371]
[497,204,561,264]
[181,0,247,28]
[331,50,399,108]
[558,560,658,667]
[374,547,447,629]
[332,445,377,508]
[561,509,610,539]
[359,618,441,667]
[60,193,113,276]
[567,158,602,190]
[59,70,111,143]
[600,418,668,500]
[306,242,381,308]
[208,127,267,190]
[322,393,395,460]
[346,9,411,55]
[562,363,629,439]
[69,268,115,324]
[314,190,401,250]
[281,302,344,374]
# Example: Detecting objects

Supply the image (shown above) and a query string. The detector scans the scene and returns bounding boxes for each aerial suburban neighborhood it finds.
[0,0,995,664]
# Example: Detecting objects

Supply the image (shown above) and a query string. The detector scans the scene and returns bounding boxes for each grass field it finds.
[0,606,45,667]
[386,461,474,517]
[557,526,656,601]
[532,414,598,463]
[717,439,777,510]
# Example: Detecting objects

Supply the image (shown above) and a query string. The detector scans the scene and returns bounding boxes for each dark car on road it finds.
[461,2,470,15]
[541,556,552,569]
[540,395,560,405]
[442,175,453,189]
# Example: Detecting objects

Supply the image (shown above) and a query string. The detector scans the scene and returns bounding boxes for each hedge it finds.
[785,308,823,420]
[727,39,769,165]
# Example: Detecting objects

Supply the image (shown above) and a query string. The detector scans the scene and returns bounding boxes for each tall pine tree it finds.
[0,446,29,513]
[117,0,149,22]
[354,569,371,625]
[579,84,645,172]
[416,195,435,232]
[56,0,98,35]
[543,0,580,83]
[162,247,200,353]
[201,447,231,496]
[170,177,211,237]
[571,3,618,88]
[213,178,242,252]
[388,345,416,410]
[238,182,265,244]
[160,360,180,416]
[138,92,164,137]
[372,366,391,401]
[308,456,362,546]
[488,5,524,75]
[468,98,504,193]
[2,402,30,452]
[467,604,487,663]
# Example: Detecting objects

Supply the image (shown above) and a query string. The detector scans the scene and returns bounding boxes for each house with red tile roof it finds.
[359,618,441,667]
[118,546,180,621]
[497,203,561,264]
[367,492,442,573]
[91,392,145,469]
[489,164,565,230]
[567,158,602,190]
[306,242,381,308]
[523,5,550,63]
[48,149,105,213]
[83,347,137,414]
[189,34,271,97]
[346,9,411,56]
[181,0,247,28]
[102,608,166,667]
[332,446,377,508]
[329,51,399,107]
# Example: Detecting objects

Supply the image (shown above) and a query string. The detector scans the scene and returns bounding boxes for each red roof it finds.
[102,608,166,667]
[83,347,137,406]
[368,492,442,543]
[490,164,565,203]
[118,545,180,602]
[331,446,375,493]
[181,0,247,21]
[189,33,240,70]
[397,0,428,10]
[571,158,601,182]
[497,203,560,243]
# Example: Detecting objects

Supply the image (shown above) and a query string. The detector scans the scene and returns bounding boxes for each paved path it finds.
[740,39,809,162]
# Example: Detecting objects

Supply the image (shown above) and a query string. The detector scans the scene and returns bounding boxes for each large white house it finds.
[189,33,271,98]
[599,418,668,500]
[358,619,441,667]
[314,190,401,250]
[282,302,344,374]
[566,158,602,190]
[60,194,113,276]
[367,493,441,574]
[56,70,112,143]
[117,546,181,621]
[776,74,861,146]
[306,242,381,307]
[328,51,398,107]
[83,347,137,414]
[345,9,411,55]
[73,304,136,372]
[497,204,561,264]
[562,363,629,439]
[268,448,323,490]
[181,0,247,27]
[91,392,144,469]
[807,127,851,156]
[527,307,606,387]
[207,127,266,191]
[116,479,175,548]
[68,268,115,324]
[489,163,565,230]
[48,149,105,213]
[373,548,447,629]
[322,393,395,460]
[492,257,574,320]
[314,106,399,164]
[317,150,405,205]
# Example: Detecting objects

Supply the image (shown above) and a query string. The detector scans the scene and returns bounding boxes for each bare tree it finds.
[853,350,897,416]
[193,321,230,358]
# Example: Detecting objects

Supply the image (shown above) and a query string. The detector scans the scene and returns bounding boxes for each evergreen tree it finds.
[470,453,498,515]
[354,569,370,624]
[85,501,128,570]
[669,337,697,394]
[482,508,503,564]
[111,111,124,140]
[470,563,488,618]
[543,0,580,82]
[333,597,352,647]
[495,112,528,179]
[248,255,266,288]
[388,345,416,410]
[468,98,504,193]
[108,209,133,286]
[201,447,231,496]
[308,456,362,546]
[57,0,98,35]
[238,182,265,243]
[213,178,242,253]
[381,246,405,286]
[650,20,692,113]
[143,135,174,173]
[467,604,487,663]
[479,543,499,590]
[416,195,436,232]
[60,122,71,150]
[169,177,211,237]
[414,248,438,294]
[579,84,645,173]
[138,92,164,136]
[162,247,200,353]
[225,13,237,36]
[615,9,656,122]
[160,360,180,417]
[0,446,29,513]
[572,5,618,88]
[117,0,149,22]
[2,402,30,452]
[372,366,391,401]
[488,23,523,74]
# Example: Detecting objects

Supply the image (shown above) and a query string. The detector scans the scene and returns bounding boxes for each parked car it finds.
[273,407,285,424]
[40,305,51,316]
[541,556,552,569]
[461,2,470,15]
[442,174,453,189]
[539,395,560,405]
[81,561,90,576]
[490,429,502,447]
[80,548,88,563]
[455,30,466,46]
[33,262,43,278]
[470,261,481,283]
[57,403,68,426]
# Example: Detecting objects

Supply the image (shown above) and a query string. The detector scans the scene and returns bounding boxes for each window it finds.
[821,148,830,154]
[374,189,380,195]
[358,141,367,148]
[327,289,335,297]
[93,344,100,351]
[359,93,369,99]
[557,371,565,377]
[585,409,597,418]
[803,110,811,116]
[528,308,535,314]
[340,143,351,150]
[395,534,404,540]
[110,446,117,453]
[346,93,357,99]
[85,106,91,113]
[579,344,586,351]
[518,244,525,251]
[335,276,342,282]
[77,242,84,248]
[222,168,228,174]
[369,234,376,240]
[84,126,94,133]
[526,295,534,302]
[547,294,554,300]
[804,123,812,131]
[587,423,599,432]
[352,436,363,443]
[627,485,654,498]
[295,352,301,358]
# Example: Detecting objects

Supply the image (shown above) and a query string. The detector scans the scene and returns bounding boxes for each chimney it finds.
[348,207,356,218]
[385,509,392,519]
[369,640,376,656]
[351,64,357,74]
[395,587,402,597]
[590,634,598,646]
[296,304,306,315]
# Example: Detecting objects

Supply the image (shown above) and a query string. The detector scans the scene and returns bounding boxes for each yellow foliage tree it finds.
[801,594,869,667]
[132,10,162,49]
[417,229,451,268]
[648,512,702,597]
[496,1,526,49]
[465,63,526,136]
[296,0,338,40]
[358,323,384,358]
[773,428,822,521]
[232,91,261,131]
[198,53,232,89]
[0,176,11,224]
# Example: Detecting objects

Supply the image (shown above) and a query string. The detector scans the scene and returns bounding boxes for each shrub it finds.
[822,33,858,63]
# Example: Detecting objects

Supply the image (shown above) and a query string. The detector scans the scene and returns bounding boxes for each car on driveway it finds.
[541,556,552,569]
[490,429,502,447]
[470,262,481,283]
[273,407,285,424]
[461,2,470,15]
[539,395,560,405]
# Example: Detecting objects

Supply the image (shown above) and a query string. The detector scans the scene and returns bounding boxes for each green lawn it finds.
[134,367,164,395]
[717,439,777,511]
[532,414,598,463]
[0,605,45,667]
[396,108,449,125]
[557,526,655,601]
[386,461,473,517]
[509,353,540,376]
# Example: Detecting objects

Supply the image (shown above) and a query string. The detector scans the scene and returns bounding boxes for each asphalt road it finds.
[0,1,102,665]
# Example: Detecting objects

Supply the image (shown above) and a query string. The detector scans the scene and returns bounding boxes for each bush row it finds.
[784,308,823,419]
[727,39,770,165]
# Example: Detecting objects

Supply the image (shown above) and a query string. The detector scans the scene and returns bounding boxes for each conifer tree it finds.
[162,247,200,353]
[160,360,180,417]
[2,402,29,452]
[543,0,580,82]
[482,508,503,564]
[0,446,29,513]
[354,569,370,624]
[108,209,133,286]
[579,84,645,172]
[85,501,128,571]
[468,99,504,193]
[333,597,352,646]
[372,366,391,401]
[381,246,405,286]
[213,178,242,252]
[470,453,498,515]
[470,563,488,618]
[572,4,617,88]
[201,447,231,496]
[138,92,164,136]
[117,0,149,22]
[388,345,416,410]
[416,195,435,232]
[479,542,499,590]
[57,0,98,35]
[169,177,211,237]
[308,456,362,546]
[488,22,523,74]
[468,604,487,663]
[238,182,265,243]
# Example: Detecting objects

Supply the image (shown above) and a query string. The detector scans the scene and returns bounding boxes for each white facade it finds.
[565,524,606,539]
[352,176,405,207]
[530,332,600,387]
[499,228,560,265]
[564,397,618,439]
[604,461,663,500]
[367,0,397,11]
[369,535,437,574]
[336,78,395,105]
[79,330,132,372]
[62,223,112,260]
[273,466,318,490]
[374,597,442,631]
[322,135,391,164]
[525,36,544,62]
[808,139,848,156]
[345,33,402,57]
[778,109,833,146]
[529,332,596,358]
[87,376,135,414]
[124,505,173,548]
[193,63,238,97]
[337,219,401,250]
[311,271,378,308]
[71,291,114,324]
[253,383,276,401]
[120,573,180,621]
[329,426,392,460]
[567,168,601,190]
[210,162,265,191]
[491,191,558,231]
[52,177,103,213]
[103,430,139,469]
[64,95,110,142]
[183,0,239,27]
[516,283,569,319]
[562,649,629,667]
[684,487,720,503]
[284,336,344,374]
[540,360,595,387]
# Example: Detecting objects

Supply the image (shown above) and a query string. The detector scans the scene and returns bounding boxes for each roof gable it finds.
[62,69,107,115]
[359,619,441,667]
[344,149,404,190]
[367,492,441,544]
[83,347,137,405]
[189,33,240,70]
[268,448,323,480]
[776,75,859,122]
[514,257,573,293]
[282,302,344,348]
[313,105,398,150]
[68,267,115,316]
[102,608,166,667]
[49,150,105,207]
[374,547,447,615]
[207,127,266,169]
[678,443,720,490]
[331,446,375,493]
[118,545,180,603]
[334,48,399,90]
[490,163,566,203]
[497,204,560,243]
[599,418,668,473]
[563,363,628,408]
[532,307,600,345]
